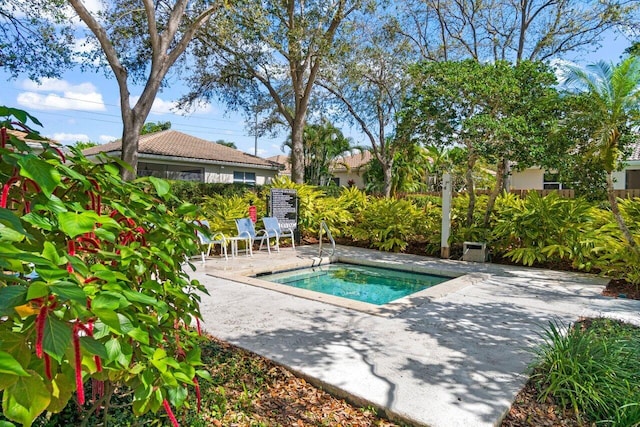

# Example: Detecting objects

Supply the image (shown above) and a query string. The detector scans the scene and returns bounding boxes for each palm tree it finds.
[565,57,640,248]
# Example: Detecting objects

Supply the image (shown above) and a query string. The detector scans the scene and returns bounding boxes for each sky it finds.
[0,30,633,159]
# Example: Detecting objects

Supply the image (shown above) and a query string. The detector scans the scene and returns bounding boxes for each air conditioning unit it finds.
[463,242,488,263]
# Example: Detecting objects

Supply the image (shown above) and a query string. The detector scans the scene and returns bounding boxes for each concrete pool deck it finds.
[190,245,640,427]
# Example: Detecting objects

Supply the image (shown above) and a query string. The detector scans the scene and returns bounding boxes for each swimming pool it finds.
[257,263,451,305]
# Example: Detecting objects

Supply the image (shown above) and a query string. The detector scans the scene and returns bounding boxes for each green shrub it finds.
[199,194,265,236]
[350,197,423,252]
[533,319,640,425]
[169,181,257,207]
[490,192,597,267]
[0,107,209,426]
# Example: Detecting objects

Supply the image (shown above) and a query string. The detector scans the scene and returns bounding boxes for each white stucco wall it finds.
[510,168,544,190]
[333,170,366,189]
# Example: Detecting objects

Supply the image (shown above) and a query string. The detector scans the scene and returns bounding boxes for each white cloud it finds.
[549,58,577,85]
[100,135,118,143]
[17,79,106,112]
[130,96,213,115]
[51,133,91,144]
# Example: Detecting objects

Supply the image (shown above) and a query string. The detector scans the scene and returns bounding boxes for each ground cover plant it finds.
[20,336,402,426]
[502,318,640,426]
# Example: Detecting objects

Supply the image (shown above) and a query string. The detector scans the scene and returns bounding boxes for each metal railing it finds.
[318,221,335,257]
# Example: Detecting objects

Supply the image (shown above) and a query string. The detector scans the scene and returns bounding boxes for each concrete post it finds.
[441,172,452,259]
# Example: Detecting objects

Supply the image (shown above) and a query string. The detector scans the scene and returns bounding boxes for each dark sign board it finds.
[269,188,298,232]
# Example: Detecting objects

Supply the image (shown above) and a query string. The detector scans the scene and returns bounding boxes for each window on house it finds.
[233,171,256,185]
[137,163,203,182]
[543,172,570,190]
[626,169,640,189]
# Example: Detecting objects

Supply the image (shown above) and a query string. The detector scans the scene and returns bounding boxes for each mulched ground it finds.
[602,278,640,300]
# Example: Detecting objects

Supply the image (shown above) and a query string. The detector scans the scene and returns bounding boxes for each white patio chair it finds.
[262,216,295,251]
[235,217,274,254]
[194,220,227,262]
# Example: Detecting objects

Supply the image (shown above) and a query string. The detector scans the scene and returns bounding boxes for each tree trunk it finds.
[607,172,637,248]
[290,115,306,184]
[382,158,394,198]
[484,158,505,227]
[120,113,145,181]
[465,155,476,227]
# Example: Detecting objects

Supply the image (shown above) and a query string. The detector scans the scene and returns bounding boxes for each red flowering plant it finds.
[0,106,209,426]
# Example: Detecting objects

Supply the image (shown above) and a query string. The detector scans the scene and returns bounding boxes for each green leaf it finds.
[0,286,28,313]
[126,327,149,345]
[2,371,51,426]
[105,338,131,367]
[17,156,61,197]
[93,227,116,242]
[176,203,197,215]
[0,352,29,377]
[41,241,61,264]
[149,176,170,198]
[79,337,108,360]
[21,212,54,232]
[0,208,30,241]
[57,211,101,238]
[26,282,48,301]
[43,317,71,362]
[93,309,121,332]
[122,290,158,307]
[46,372,75,413]
[49,282,86,304]
[92,294,122,310]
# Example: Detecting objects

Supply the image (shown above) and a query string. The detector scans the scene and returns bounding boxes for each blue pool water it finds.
[258,263,450,305]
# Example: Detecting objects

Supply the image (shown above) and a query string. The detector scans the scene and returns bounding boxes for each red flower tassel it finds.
[67,240,76,273]
[1,176,19,208]
[44,354,52,380]
[162,399,179,427]
[196,318,202,336]
[194,377,201,413]
[35,305,47,358]
[73,324,85,405]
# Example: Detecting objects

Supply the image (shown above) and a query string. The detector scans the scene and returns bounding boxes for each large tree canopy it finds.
[1,0,74,80]
[180,0,363,183]
[390,0,639,63]
[68,0,221,180]
[318,10,414,197]
[401,59,559,224]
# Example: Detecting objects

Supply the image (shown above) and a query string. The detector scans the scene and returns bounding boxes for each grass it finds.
[530,318,640,426]
[25,336,402,427]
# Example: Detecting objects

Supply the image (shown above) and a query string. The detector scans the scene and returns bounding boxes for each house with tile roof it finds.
[267,151,373,189]
[330,151,372,188]
[83,130,280,185]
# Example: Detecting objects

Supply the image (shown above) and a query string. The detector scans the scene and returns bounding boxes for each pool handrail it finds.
[318,221,335,257]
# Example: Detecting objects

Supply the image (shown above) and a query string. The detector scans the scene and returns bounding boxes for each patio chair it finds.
[194,220,227,262]
[235,217,275,254]
[262,216,295,251]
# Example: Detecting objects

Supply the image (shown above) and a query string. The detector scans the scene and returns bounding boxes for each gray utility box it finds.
[463,242,488,262]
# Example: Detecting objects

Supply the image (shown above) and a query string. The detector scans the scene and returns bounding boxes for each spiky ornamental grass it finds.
[533,318,640,426]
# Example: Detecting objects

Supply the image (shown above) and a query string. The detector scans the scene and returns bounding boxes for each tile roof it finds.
[331,151,373,171]
[82,130,278,168]
[266,154,291,174]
